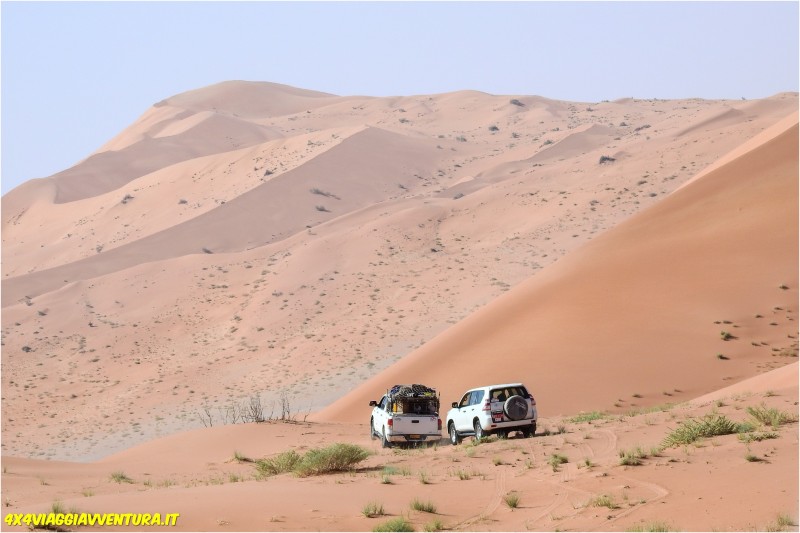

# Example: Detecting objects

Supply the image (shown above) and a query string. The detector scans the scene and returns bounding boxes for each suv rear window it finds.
[489,386,529,402]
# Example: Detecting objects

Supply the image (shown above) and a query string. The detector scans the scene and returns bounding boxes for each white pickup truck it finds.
[369,384,441,448]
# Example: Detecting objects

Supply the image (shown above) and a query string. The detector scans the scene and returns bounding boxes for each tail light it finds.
[387,419,393,428]
[437,419,442,431]
[482,400,491,412]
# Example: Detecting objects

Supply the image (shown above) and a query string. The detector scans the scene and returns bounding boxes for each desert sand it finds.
[1,81,797,531]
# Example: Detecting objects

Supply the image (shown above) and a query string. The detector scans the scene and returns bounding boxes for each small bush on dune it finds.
[661,414,739,448]
[373,517,415,532]
[568,411,606,424]
[411,498,437,513]
[626,521,673,532]
[548,453,568,471]
[362,501,386,518]
[256,450,302,477]
[504,492,520,509]
[295,443,370,477]
[257,443,369,478]
[747,404,798,428]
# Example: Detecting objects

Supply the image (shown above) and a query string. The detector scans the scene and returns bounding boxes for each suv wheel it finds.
[474,419,486,440]
[381,427,391,449]
[370,418,376,440]
[449,422,461,445]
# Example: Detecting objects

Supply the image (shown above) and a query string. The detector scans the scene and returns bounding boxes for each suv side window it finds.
[470,390,485,405]
[459,392,471,408]
[378,396,387,410]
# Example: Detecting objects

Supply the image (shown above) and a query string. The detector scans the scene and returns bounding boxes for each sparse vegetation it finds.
[411,498,437,513]
[509,99,525,107]
[590,494,618,509]
[373,517,415,532]
[503,492,520,509]
[294,443,370,477]
[362,501,386,518]
[110,471,134,484]
[765,514,796,531]
[619,446,653,466]
[233,450,253,463]
[568,411,606,423]
[746,404,798,428]
[548,453,568,471]
[599,155,616,164]
[626,521,673,532]
[255,450,302,477]
[423,519,444,532]
[661,414,740,448]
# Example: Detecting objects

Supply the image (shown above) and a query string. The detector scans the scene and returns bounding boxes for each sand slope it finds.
[1,84,797,465]
[318,119,798,422]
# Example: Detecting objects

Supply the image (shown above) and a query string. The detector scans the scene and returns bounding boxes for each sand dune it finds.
[1,365,796,532]
[318,119,798,423]
[1,84,796,475]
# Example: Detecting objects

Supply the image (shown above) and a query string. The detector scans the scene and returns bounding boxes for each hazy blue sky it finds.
[2,1,798,194]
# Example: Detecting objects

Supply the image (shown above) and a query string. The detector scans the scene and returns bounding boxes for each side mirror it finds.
[451,402,459,409]
[369,400,377,407]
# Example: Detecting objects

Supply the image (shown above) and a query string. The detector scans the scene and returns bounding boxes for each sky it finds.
[1,1,798,195]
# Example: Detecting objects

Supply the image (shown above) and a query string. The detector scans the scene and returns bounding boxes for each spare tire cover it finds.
[504,395,528,421]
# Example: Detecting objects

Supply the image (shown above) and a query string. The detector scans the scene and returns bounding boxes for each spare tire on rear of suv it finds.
[504,395,528,421]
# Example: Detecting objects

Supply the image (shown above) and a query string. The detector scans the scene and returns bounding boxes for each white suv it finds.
[445,383,537,444]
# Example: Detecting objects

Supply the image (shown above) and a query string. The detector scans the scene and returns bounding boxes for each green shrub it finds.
[590,494,618,509]
[548,453,568,471]
[110,471,134,484]
[411,498,437,513]
[626,521,673,532]
[662,414,739,448]
[362,501,386,518]
[256,450,301,476]
[256,443,369,478]
[567,411,606,423]
[619,447,649,466]
[747,404,798,428]
[423,519,444,532]
[374,517,415,532]
[504,492,520,509]
[294,443,369,477]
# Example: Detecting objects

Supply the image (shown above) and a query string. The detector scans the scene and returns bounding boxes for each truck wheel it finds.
[449,422,461,445]
[474,419,486,441]
[504,395,528,421]
[381,427,391,448]
[370,418,377,440]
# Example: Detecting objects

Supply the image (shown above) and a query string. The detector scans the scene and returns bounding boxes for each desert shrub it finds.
[590,494,618,509]
[509,99,525,107]
[738,431,779,443]
[503,492,520,508]
[662,414,739,448]
[374,517,415,532]
[362,501,386,518]
[619,447,648,466]
[294,443,369,477]
[255,450,302,476]
[568,411,606,423]
[110,471,133,484]
[626,521,673,532]
[423,519,444,532]
[599,155,616,164]
[410,498,436,513]
[747,404,798,428]
[548,453,568,471]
